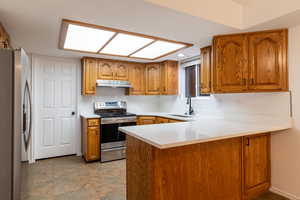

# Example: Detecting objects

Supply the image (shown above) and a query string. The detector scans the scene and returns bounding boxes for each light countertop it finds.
[119,116,292,149]
[80,113,100,119]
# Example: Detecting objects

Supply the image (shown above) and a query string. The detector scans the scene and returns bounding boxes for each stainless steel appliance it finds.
[96,79,132,88]
[0,48,28,200]
[94,101,136,162]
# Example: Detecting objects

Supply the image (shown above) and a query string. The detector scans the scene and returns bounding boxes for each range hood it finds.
[96,80,132,88]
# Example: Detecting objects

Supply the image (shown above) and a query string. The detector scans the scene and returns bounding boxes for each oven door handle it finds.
[101,146,126,152]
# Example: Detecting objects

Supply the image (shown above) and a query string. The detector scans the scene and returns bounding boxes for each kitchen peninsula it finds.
[119,117,291,200]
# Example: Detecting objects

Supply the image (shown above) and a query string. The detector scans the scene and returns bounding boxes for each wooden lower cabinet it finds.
[82,118,100,162]
[243,134,270,200]
[137,116,156,125]
[168,119,183,123]
[127,136,243,200]
[138,116,184,125]
[126,133,270,200]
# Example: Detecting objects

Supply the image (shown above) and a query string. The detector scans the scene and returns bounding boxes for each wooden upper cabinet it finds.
[128,63,146,95]
[200,46,212,94]
[160,61,178,95]
[145,63,161,95]
[82,58,97,95]
[212,29,288,93]
[213,34,248,93]
[115,62,129,80]
[248,30,288,91]
[81,57,178,96]
[243,134,270,199]
[97,60,115,80]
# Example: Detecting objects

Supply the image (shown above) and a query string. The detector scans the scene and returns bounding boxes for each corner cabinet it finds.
[82,58,97,95]
[81,118,100,162]
[200,46,212,94]
[243,134,270,200]
[207,29,288,94]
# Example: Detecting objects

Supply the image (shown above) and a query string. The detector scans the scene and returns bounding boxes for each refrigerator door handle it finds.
[22,80,32,151]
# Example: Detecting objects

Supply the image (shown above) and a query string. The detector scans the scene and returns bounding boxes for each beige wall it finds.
[270,25,300,200]
[242,0,300,28]
[144,0,243,29]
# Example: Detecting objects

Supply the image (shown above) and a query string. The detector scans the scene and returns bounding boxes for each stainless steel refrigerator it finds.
[0,48,31,200]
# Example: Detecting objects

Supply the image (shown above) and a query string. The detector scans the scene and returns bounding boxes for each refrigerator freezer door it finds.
[0,49,14,200]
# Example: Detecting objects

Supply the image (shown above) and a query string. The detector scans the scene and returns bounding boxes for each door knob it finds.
[71,111,76,116]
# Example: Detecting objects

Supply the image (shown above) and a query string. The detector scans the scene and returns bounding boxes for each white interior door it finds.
[35,56,77,159]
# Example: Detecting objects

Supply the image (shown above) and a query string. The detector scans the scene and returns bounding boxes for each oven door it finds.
[100,121,136,162]
[100,121,136,148]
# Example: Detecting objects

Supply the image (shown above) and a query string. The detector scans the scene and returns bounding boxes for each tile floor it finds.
[21,156,289,200]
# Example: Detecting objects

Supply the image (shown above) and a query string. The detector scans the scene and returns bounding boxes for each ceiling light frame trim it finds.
[59,19,193,60]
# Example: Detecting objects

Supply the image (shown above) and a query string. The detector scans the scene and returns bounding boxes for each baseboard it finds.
[270,186,300,200]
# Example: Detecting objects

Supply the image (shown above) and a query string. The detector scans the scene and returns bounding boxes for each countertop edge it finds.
[120,126,291,149]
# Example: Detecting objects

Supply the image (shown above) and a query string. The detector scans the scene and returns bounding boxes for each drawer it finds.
[87,119,100,127]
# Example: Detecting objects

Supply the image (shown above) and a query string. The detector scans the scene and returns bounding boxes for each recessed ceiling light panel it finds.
[60,19,193,59]
[131,41,186,59]
[100,33,154,56]
[64,24,115,52]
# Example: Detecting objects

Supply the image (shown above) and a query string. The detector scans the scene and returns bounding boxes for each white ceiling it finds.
[0,0,238,62]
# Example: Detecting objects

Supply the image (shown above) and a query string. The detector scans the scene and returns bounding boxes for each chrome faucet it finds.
[185,97,194,115]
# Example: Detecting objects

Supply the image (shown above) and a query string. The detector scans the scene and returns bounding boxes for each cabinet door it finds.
[115,62,129,80]
[213,34,248,92]
[161,61,178,95]
[168,119,183,123]
[200,46,212,93]
[128,63,145,95]
[97,60,115,80]
[156,117,169,124]
[248,30,288,91]
[145,64,161,95]
[86,126,100,161]
[244,134,270,199]
[82,58,97,95]
[137,116,156,125]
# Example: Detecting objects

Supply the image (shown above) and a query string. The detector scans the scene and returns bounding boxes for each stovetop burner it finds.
[94,101,136,118]
[95,112,136,118]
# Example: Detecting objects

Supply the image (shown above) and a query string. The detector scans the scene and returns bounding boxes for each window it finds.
[185,64,210,97]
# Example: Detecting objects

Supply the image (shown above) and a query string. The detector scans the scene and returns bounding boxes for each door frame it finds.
[31,54,81,162]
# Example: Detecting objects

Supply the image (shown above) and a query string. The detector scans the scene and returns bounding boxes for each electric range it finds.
[94,101,137,162]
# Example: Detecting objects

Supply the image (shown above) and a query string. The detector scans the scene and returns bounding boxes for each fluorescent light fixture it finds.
[64,24,115,52]
[131,41,186,59]
[60,19,193,59]
[100,33,154,56]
